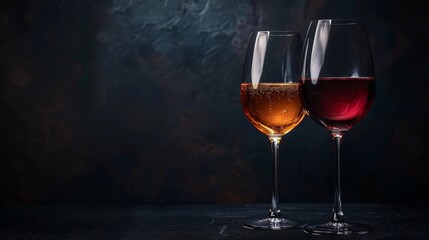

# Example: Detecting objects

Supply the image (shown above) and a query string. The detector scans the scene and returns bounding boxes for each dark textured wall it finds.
[1,0,428,205]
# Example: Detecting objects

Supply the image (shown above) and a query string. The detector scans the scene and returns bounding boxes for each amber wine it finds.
[240,83,305,136]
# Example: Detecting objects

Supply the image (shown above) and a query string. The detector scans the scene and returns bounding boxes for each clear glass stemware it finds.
[300,19,376,235]
[240,31,305,230]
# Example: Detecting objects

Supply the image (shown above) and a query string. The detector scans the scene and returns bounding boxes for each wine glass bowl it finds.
[301,19,375,135]
[300,19,375,235]
[240,31,305,230]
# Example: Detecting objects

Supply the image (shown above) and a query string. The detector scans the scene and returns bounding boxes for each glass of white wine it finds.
[240,31,305,230]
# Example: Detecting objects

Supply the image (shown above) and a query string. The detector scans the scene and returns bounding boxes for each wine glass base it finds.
[303,221,371,235]
[243,218,299,230]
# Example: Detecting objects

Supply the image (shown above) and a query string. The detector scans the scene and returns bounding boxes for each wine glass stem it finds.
[269,136,282,218]
[332,134,344,223]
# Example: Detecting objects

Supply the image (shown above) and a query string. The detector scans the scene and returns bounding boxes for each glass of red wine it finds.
[240,31,305,230]
[300,19,375,235]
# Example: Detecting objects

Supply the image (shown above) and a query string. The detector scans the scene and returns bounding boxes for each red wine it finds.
[302,77,375,132]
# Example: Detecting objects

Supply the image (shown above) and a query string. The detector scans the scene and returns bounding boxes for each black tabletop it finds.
[1,204,428,239]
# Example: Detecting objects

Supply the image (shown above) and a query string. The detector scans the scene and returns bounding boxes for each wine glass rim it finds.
[251,31,300,36]
[310,19,362,25]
